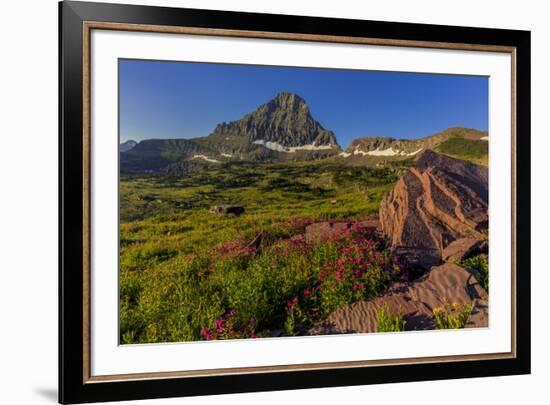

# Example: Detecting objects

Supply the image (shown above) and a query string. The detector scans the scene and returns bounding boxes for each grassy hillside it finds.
[435,136,488,165]
[119,161,402,343]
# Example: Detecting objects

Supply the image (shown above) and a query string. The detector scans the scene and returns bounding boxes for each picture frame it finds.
[59,0,531,403]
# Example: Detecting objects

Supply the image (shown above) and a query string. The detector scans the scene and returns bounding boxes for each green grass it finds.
[436,136,488,165]
[376,304,407,332]
[119,161,403,343]
[462,254,489,291]
[433,301,473,329]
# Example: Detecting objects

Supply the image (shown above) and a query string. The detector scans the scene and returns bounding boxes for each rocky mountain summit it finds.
[379,149,488,269]
[210,92,339,150]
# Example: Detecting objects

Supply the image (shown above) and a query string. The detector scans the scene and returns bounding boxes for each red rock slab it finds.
[379,150,488,269]
[442,238,484,263]
[304,222,351,244]
[304,220,382,244]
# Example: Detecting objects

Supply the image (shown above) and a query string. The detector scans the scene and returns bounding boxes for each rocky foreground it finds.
[309,149,489,333]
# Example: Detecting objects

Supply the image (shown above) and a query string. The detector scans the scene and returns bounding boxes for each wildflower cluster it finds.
[268,234,310,258]
[283,223,402,334]
[317,223,401,300]
[376,304,407,332]
[433,300,473,329]
[216,237,257,259]
[185,236,259,276]
[190,222,402,339]
[200,309,261,340]
[286,217,314,233]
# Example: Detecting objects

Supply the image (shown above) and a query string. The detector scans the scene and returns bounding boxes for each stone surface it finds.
[442,238,483,263]
[209,205,245,216]
[304,219,381,244]
[379,149,488,269]
[304,222,351,244]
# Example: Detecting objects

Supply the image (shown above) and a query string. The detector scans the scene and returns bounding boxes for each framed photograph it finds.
[59,1,531,403]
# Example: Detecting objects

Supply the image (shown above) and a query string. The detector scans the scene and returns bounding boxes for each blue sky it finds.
[119,59,488,148]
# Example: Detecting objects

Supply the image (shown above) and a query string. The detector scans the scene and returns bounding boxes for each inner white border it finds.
[90,29,512,376]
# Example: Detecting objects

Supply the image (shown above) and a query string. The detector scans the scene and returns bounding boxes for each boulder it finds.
[209,205,245,216]
[442,238,483,263]
[379,150,488,269]
[304,222,351,244]
[304,220,381,244]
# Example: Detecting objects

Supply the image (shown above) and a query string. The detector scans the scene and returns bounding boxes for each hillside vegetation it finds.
[119,161,401,343]
[435,135,488,165]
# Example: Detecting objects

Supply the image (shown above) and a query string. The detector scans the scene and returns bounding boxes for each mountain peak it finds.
[259,92,310,118]
[269,92,307,109]
[209,93,340,150]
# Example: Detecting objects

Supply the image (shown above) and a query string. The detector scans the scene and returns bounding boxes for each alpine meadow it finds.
[119,61,490,344]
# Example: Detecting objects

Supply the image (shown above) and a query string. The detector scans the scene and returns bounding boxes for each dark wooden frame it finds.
[59,1,531,403]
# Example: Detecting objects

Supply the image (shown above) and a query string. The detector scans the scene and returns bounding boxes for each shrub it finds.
[200,309,261,340]
[376,304,407,332]
[462,254,488,291]
[433,301,473,329]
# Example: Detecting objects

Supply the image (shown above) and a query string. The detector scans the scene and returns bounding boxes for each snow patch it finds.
[287,143,333,152]
[480,136,489,141]
[253,140,288,152]
[403,148,423,156]
[363,147,400,156]
[221,153,233,158]
[253,139,333,153]
[353,147,423,157]
[353,149,369,156]
[192,155,220,163]
[339,152,352,158]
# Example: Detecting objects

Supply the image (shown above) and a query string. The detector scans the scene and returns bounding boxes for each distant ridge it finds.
[120,92,341,174]
[337,127,488,166]
[120,93,488,174]
[120,140,137,153]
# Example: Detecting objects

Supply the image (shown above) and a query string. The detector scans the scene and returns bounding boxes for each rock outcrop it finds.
[442,238,485,263]
[379,149,488,269]
[209,205,245,216]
